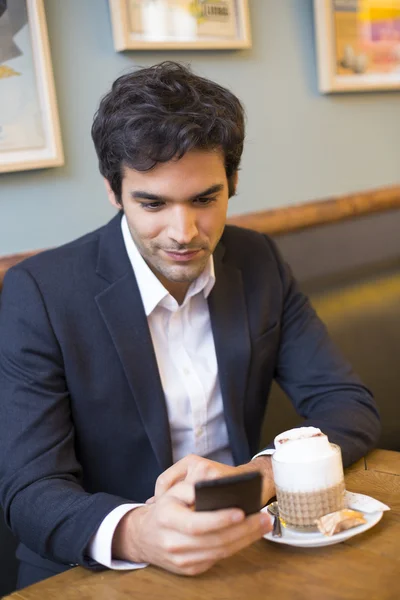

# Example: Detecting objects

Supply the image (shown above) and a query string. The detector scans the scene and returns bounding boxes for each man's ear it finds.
[103,178,122,210]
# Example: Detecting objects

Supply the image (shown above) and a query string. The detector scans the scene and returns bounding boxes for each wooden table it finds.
[5,449,400,600]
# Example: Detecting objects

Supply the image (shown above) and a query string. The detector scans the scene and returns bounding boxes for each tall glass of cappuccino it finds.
[271,428,346,531]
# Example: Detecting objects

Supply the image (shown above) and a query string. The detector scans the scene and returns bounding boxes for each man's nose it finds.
[168,206,198,245]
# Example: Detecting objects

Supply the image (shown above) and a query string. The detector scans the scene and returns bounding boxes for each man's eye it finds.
[195,196,217,205]
[140,201,164,210]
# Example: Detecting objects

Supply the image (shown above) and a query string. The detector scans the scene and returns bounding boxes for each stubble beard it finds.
[154,252,210,284]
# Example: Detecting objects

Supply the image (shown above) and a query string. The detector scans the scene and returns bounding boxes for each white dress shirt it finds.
[89,215,234,569]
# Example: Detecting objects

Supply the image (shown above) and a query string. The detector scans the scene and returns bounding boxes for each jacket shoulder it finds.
[222,225,282,265]
[3,223,108,289]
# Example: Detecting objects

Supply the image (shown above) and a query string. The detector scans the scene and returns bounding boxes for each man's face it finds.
[106,150,234,301]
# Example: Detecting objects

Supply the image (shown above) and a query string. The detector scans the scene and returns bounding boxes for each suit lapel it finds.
[94,215,173,472]
[94,217,251,470]
[208,243,252,465]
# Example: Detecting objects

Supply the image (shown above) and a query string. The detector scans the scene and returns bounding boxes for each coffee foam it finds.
[274,427,334,463]
[274,426,324,447]
[272,428,344,491]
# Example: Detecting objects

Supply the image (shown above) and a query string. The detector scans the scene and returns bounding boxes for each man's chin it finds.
[163,271,201,284]
[159,264,205,284]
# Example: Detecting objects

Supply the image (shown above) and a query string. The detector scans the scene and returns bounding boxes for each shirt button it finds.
[195,427,203,438]
[183,367,190,376]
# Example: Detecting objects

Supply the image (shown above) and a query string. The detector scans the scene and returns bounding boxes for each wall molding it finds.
[1,184,400,289]
[227,184,400,235]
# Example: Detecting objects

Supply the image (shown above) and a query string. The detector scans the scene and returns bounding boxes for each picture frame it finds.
[0,0,64,174]
[109,0,251,51]
[314,0,400,93]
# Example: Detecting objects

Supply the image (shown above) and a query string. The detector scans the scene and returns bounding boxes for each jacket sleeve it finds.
[260,236,381,467]
[0,267,129,569]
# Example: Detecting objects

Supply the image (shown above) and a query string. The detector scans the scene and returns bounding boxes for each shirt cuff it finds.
[252,448,275,460]
[88,504,149,570]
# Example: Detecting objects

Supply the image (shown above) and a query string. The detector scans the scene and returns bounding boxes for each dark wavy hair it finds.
[91,61,245,202]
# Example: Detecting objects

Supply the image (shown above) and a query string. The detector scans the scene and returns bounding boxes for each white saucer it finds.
[262,507,383,548]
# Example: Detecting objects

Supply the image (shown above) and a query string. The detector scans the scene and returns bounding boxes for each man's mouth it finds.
[163,249,203,262]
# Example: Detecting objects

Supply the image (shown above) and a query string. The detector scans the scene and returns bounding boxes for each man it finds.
[0,62,380,588]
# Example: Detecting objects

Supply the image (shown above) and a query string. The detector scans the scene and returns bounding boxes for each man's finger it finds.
[165,481,196,506]
[174,510,270,545]
[155,458,190,497]
[160,495,245,533]
[157,512,272,569]
[155,454,201,497]
[171,512,272,561]
[212,512,272,559]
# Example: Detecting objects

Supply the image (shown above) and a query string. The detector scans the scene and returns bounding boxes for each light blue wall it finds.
[0,0,399,254]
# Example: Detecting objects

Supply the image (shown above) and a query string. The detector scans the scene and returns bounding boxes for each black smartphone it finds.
[194,471,262,516]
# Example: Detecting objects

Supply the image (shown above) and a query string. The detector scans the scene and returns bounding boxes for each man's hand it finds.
[112,480,272,576]
[154,454,275,507]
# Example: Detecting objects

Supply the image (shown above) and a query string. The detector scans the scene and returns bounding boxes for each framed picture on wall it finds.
[314,0,400,92]
[109,0,251,50]
[0,0,63,174]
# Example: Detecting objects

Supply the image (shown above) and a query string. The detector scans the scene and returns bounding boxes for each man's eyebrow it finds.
[130,190,164,201]
[130,184,225,202]
[189,184,225,199]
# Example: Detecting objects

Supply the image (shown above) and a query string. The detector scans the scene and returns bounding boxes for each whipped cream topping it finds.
[273,427,334,463]
[272,427,344,491]
[275,426,323,446]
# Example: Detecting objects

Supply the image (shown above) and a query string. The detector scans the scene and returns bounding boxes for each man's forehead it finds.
[121,152,227,198]
[123,149,225,175]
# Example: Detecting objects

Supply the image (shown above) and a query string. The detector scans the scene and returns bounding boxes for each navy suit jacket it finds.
[0,214,380,581]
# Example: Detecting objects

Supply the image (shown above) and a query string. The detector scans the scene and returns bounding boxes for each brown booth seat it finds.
[261,263,400,452]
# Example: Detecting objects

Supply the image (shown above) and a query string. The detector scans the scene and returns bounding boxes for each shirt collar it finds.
[121,215,215,316]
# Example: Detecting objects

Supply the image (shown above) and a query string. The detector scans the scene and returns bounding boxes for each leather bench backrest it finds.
[261,269,400,451]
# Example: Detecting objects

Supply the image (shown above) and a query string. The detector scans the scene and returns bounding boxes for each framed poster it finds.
[314,0,400,92]
[0,0,63,173]
[109,0,251,50]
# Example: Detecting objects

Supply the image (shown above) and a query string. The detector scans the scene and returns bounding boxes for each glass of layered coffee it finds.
[271,427,346,531]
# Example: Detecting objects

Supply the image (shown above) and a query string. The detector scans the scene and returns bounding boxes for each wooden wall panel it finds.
[227,185,400,235]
